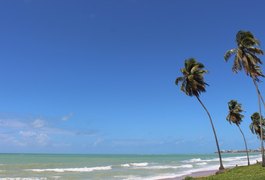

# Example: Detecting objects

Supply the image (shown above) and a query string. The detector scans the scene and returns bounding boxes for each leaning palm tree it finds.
[250,112,265,140]
[175,58,224,170]
[226,100,250,165]
[225,30,265,166]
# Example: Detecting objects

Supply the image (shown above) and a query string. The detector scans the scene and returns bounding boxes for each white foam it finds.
[138,155,262,180]
[121,173,187,180]
[182,158,202,163]
[121,163,130,167]
[132,164,193,170]
[222,156,247,162]
[179,164,193,168]
[29,166,112,173]
[129,162,149,167]
[52,176,61,179]
[196,162,207,166]
[121,165,219,180]
[0,178,47,180]
[183,154,261,164]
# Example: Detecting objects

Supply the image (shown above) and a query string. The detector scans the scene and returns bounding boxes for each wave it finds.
[130,162,149,167]
[183,154,261,164]
[178,164,193,168]
[121,163,130,167]
[131,164,193,170]
[182,158,202,163]
[0,178,47,180]
[222,156,248,162]
[118,165,219,180]
[121,162,149,167]
[120,173,188,180]
[29,166,112,173]
[196,162,207,166]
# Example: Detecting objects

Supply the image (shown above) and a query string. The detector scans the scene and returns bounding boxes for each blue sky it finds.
[0,0,265,154]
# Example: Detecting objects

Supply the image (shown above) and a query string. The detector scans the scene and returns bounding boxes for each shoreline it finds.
[159,169,218,180]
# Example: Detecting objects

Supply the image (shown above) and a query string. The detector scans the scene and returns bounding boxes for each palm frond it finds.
[175,58,208,97]
[175,76,184,85]
[227,100,244,125]
[247,47,264,55]
[224,49,237,61]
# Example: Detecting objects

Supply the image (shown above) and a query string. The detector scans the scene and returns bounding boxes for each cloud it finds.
[0,114,100,151]
[19,130,36,137]
[62,113,74,121]
[35,133,49,146]
[0,133,26,147]
[32,119,45,128]
[93,138,104,147]
[0,119,27,129]
[75,130,97,136]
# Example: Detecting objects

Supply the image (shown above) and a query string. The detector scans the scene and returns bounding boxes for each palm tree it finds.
[224,30,265,166]
[250,112,265,140]
[175,58,224,170]
[226,100,250,165]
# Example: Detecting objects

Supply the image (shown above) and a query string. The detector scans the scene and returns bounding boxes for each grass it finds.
[186,163,265,180]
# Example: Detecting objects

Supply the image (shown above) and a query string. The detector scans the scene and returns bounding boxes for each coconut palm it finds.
[225,30,265,166]
[224,30,264,80]
[250,112,265,140]
[226,100,250,165]
[175,58,224,170]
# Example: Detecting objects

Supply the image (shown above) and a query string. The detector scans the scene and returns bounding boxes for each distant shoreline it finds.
[215,149,261,154]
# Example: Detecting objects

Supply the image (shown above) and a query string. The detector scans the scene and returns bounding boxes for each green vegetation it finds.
[175,58,224,170]
[187,164,265,180]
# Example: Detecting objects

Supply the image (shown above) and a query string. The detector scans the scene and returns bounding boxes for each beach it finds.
[160,170,218,180]
[0,153,261,179]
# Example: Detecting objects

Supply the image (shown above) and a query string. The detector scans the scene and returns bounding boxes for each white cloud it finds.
[32,119,45,128]
[62,113,74,121]
[35,133,49,146]
[0,114,100,150]
[0,133,27,147]
[19,131,36,137]
[0,119,27,128]
[93,138,104,147]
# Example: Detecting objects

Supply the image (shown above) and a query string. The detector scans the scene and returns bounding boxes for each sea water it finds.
[0,153,261,179]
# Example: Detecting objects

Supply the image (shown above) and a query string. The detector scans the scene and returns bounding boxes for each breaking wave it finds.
[29,166,112,173]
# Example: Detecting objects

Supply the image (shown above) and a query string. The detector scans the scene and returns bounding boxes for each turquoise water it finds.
[0,153,261,179]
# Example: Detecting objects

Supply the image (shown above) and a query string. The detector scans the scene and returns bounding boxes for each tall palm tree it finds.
[224,30,265,166]
[250,112,265,140]
[175,58,224,170]
[226,100,250,165]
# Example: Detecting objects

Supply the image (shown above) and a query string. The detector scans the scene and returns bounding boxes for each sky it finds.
[0,0,265,154]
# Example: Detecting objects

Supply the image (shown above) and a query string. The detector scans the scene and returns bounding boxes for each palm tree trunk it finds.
[253,80,265,105]
[196,95,224,170]
[237,125,250,165]
[253,79,265,167]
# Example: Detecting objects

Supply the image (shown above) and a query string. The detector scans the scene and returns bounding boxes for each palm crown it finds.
[250,112,265,139]
[226,100,244,126]
[175,58,208,97]
[224,30,264,81]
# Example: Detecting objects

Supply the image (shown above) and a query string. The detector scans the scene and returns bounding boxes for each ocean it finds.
[0,153,261,179]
